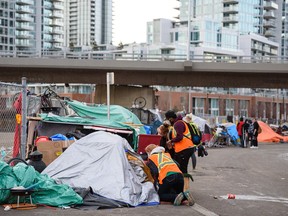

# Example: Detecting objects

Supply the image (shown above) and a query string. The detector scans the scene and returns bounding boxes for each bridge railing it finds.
[0,50,288,63]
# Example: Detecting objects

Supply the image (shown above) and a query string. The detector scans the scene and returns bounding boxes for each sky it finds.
[113,0,178,45]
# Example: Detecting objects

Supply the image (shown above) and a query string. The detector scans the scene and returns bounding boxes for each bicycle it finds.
[39,85,70,116]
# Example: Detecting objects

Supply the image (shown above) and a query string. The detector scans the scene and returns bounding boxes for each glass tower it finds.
[0,0,16,53]
[65,0,112,48]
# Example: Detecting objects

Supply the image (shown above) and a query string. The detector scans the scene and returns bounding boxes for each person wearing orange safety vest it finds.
[165,110,195,174]
[145,144,195,206]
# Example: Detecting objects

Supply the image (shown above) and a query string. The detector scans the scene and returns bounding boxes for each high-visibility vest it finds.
[171,120,194,153]
[149,152,182,184]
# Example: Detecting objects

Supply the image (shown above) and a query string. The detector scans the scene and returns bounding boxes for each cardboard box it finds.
[37,140,74,165]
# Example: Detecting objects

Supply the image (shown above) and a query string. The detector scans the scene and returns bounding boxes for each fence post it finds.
[21,77,27,160]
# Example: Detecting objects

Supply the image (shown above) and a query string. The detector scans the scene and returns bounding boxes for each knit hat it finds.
[165,110,177,119]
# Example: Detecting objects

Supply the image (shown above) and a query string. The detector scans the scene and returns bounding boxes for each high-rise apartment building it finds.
[64,0,112,50]
[147,0,287,59]
[0,0,65,55]
[0,0,15,53]
[282,0,288,56]
[37,0,65,52]
[0,0,113,55]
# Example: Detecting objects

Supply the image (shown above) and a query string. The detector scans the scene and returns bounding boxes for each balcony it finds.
[48,20,64,27]
[16,24,33,31]
[16,15,34,22]
[16,0,34,6]
[223,6,238,14]
[50,37,64,43]
[263,20,276,28]
[51,4,64,11]
[264,30,276,37]
[44,3,53,10]
[16,6,34,14]
[263,11,276,19]
[15,41,33,47]
[264,2,278,10]
[48,12,64,19]
[46,29,63,35]
[16,34,33,39]
[222,0,238,4]
[222,15,239,23]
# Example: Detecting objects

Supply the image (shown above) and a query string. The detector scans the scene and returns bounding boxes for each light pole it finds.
[106,72,114,120]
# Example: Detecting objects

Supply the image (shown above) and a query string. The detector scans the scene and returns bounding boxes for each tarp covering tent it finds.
[42,131,159,207]
[38,100,147,148]
[39,113,139,147]
[0,161,82,206]
[258,121,288,143]
[220,123,240,145]
[67,101,146,135]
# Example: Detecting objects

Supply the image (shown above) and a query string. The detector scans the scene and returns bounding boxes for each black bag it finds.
[197,144,208,157]
[185,122,202,145]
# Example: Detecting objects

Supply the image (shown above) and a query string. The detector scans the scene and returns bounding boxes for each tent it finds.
[0,161,83,206]
[29,100,146,152]
[220,123,240,145]
[67,101,146,134]
[186,114,212,143]
[258,121,288,143]
[42,131,159,207]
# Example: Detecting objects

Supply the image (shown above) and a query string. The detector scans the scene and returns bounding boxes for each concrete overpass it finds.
[0,57,288,88]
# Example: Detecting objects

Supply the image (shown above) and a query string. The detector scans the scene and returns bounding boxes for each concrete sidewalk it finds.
[1,143,288,216]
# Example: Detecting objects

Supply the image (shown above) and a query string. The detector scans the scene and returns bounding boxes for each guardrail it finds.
[0,50,288,63]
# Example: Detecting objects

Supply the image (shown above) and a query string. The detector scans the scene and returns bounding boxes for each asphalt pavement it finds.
[1,142,288,216]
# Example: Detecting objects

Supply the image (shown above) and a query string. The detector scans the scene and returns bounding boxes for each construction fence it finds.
[0,77,27,162]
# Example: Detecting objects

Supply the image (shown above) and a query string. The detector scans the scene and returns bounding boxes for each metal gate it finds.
[0,77,27,161]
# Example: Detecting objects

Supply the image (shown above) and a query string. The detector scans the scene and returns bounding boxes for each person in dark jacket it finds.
[243,119,250,147]
[145,144,195,206]
[165,110,194,174]
[251,118,260,148]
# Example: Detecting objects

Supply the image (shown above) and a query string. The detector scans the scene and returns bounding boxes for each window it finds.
[193,98,204,116]
[239,100,248,117]
[225,99,235,116]
[210,98,219,116]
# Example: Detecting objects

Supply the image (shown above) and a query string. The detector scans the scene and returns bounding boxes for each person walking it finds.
[251,118,260,149]
[237,117,245,147]
[243,119,250,148]
[165,110,194,174]
[183,114,198,170]
[145,144,195,206]
[246,119,254,147]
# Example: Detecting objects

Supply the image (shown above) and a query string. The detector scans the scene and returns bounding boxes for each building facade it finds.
[155,87,288,124]
[144,0,288,59]
[64,0,112,50]
[0,0,113,55]
[0,0,65,55]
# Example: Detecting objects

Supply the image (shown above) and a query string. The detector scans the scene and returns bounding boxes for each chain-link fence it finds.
[0,78,27,162]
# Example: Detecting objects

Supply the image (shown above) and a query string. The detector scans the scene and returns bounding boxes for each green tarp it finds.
[39,100,146,148]
[0,161,83,207]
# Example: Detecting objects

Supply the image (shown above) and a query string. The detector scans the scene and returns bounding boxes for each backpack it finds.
[185,122,202,145]
[248,123,254,134]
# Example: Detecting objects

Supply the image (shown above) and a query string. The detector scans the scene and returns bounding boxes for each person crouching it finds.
[145,144,195,206]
